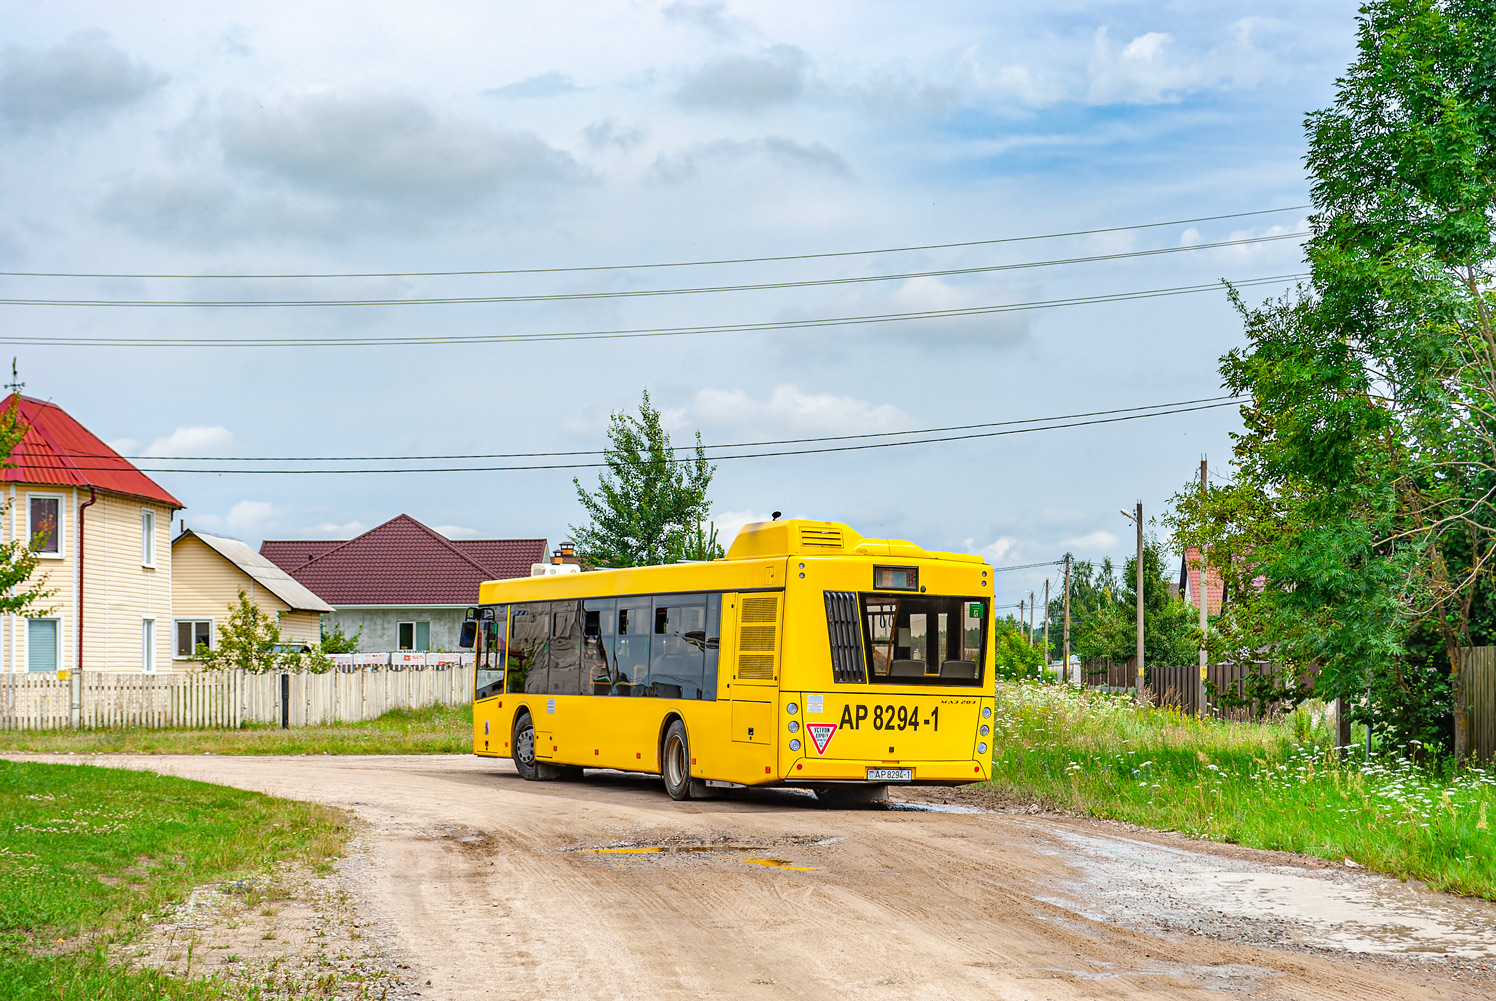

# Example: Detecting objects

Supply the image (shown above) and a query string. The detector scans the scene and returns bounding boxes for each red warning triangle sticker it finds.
[805,722,838,755]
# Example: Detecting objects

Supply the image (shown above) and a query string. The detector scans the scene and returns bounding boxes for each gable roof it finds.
[177,530,333,613]
[0,394,182,508]
[259,514,546,606]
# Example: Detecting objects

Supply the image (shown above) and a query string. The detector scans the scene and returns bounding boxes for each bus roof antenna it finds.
[771,511,782,520]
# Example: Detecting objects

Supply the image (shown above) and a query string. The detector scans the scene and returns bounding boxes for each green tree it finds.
[571,390,722,567]
[1169,0,1496,755]
[1051,542,1196,668]
[993,616,1044,678]
[319,618,361,654]
[195,590,329,673]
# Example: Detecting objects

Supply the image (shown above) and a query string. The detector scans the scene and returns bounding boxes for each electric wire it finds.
[113,394,1244,462]
[0,273,1308,347]
[0,233,1305,308]
[104,399,1245,474]
[991,560,1066,572]
[0,205,1310,281]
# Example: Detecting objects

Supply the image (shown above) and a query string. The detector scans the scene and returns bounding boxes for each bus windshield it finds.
[859,594,986,685]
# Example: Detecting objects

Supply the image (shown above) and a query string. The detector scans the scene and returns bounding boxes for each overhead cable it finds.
[0,234,1304,308]
[0,205,1310,280]
[0,274,1308,347]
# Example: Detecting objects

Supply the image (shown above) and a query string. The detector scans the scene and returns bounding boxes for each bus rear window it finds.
[831,593,986,685]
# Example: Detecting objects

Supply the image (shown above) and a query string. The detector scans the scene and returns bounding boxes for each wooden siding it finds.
[278,609,322,646]
[171,533,298,660]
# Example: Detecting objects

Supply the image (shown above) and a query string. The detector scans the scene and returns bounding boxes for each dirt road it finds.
[26,753,1496,1000]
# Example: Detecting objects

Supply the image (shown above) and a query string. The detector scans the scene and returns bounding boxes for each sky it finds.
[0,1,1363,609]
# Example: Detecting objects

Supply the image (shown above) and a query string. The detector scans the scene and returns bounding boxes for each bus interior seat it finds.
[940,660,977,679]
[890,659,927,677]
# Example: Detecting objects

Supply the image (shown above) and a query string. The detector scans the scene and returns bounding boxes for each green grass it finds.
[0,703,472,755]
[0,758,346,999]
[988,680,1496,899]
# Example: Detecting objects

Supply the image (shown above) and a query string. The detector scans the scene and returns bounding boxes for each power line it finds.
[0,205,1310,281]
[992,560,1065,572]
[115,395,1243,462]
[0,273,1307,347]
[108,399,1245,474]
[0,233,1304,308]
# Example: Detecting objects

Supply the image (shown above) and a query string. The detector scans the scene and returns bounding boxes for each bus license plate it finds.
[867,767,913,782]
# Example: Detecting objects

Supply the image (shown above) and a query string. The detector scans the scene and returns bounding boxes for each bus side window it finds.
[507,604,552,695]
[548,601,583,696]
[650,596,706,699]
[702,594,720,701]
[614,597,651,696]
[583,599,616,696]
[475,607,506,701]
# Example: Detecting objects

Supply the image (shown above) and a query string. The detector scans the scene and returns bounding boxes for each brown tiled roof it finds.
[0,394,183,508]
[259,514,545,606]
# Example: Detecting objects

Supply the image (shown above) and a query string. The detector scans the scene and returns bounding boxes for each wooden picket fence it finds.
[0,662,476,731]
[1078,659,1311,721]
[1463,646,1496,762]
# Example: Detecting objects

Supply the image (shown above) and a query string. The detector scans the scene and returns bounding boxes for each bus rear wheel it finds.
[662,720,692,801]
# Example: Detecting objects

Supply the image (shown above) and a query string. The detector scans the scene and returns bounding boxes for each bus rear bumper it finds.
[779,759,989,784]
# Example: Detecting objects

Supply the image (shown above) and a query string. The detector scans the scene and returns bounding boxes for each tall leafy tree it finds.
[1171,0,1496,756]
[571,390,721,567]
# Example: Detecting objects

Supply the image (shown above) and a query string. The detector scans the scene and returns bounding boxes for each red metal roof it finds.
[1184,546,1225,615]
[259,514,545,606]
[0,394,183,508]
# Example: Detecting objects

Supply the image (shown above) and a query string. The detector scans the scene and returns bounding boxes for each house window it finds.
[141,509,156,567]
[27,618,58,673]
[398,621,431,651]
[142,618,156,673]
[175,619,212,659]
[28,495,62,556]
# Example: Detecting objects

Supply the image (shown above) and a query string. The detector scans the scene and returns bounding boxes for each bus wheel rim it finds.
[517,727,535,766]
[667,736,685,786]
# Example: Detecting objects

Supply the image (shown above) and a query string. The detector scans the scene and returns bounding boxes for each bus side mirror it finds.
[459,619,477,649]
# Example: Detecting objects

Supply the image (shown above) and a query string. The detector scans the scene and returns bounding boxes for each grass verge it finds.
[0,758,347,999]
[0,703,471,755]
[988,680,1496,899]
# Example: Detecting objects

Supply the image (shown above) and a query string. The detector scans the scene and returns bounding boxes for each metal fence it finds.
[1078,659,1306,720]
[1463,646,1496,762]
[0,654,476,731]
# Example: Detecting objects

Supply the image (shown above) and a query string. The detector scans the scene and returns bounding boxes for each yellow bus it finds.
[463,519,995,802]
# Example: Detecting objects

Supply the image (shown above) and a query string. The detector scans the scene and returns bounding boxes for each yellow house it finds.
[171,529,334,662]
[0,394,182,674]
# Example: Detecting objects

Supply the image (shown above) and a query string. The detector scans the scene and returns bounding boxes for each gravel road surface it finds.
[19,753,1496,1000]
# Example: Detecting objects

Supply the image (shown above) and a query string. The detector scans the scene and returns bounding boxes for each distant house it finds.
[171,529,334,662]
[260,514,545,651]
[0,394,183,674]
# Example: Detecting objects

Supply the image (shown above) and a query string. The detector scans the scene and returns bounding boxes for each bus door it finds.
[724,590,783,783]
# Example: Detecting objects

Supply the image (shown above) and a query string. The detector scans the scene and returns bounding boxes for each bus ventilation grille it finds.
[737,595,779,679]
[798,526,844,549]
[824,590,868,684]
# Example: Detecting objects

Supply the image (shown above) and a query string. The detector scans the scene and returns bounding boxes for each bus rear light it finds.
[787,720,799,733]
[977,742,988,754]
[789,739,801,751]
[786,702,798,715]
[980,724,990,736]
[765,766,771,773]
[983,706,992,719]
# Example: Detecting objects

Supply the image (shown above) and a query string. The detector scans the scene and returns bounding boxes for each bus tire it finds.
[661,720,693,801]
[815,784,889,807]
[513,713,559,781]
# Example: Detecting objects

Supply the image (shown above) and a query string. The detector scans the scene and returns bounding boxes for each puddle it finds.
[1042,829,1496,958]
[576,845,816,871]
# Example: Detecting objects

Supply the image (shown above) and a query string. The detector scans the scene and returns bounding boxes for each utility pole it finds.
[1062,553,1072,685]
[1028,591,1036,648]
[1018,598,1025,645]
[1042,579,1051,680]
[1198,458,1209,718]
[1121,503,1144,702]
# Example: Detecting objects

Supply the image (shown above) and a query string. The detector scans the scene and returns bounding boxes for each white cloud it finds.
[1086,19,1277,105]
[137,424,236,457]
[676,44,809,111]
[712,509,780,545]
[0,30,165,133]
[976,537,1018,563]
[191,499,282,539]
[302,520,366,538]
[689,384,909,435]
[107,437,139,456]
[649,135,850,183]
[1063,529,1120,551]
[483,71,581,100]
[434,524,480,539]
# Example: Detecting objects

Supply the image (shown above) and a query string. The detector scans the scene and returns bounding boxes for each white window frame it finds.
[173,618,213,660]
[141,508,156,568]
[397,620,432,651]
[142,618,156,673]
[26,492,65,559]
[26,617,61,673]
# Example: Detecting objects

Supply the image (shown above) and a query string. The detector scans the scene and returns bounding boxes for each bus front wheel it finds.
[662,720,693,801]
[513,713,560,781]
